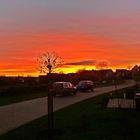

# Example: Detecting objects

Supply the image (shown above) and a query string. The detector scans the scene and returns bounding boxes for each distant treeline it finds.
[0,69,134,86]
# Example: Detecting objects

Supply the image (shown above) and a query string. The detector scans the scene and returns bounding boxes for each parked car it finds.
[76,80,94,92]
[52,82,77,96]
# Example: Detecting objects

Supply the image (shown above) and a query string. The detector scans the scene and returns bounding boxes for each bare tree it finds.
[96,60,109,70]
[37,52,63,132]
[131,65,140,85]
[37,52,63,74]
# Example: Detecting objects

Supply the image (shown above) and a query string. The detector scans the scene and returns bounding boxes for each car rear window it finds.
[53,83,63,88]
[78,81,87,85]
[63,83,69,88]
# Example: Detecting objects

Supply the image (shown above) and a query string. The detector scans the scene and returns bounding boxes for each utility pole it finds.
[47,89,54,130]
[47,59,54,130]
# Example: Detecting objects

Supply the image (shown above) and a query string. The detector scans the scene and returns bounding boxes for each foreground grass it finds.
[0,94,140,140]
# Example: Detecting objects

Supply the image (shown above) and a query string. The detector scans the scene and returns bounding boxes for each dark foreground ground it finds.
[0,90,140,140]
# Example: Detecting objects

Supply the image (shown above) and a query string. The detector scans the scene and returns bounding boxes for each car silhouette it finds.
[76,80,94,92]
[52,82,77,96]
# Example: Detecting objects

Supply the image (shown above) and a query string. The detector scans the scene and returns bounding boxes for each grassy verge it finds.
[0,80,127,107]
[0,93,140,140]
[0,85,48,106]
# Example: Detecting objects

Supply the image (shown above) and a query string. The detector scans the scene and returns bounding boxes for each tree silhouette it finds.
[37,52,63,74]
[131,65,140,85]
[96,60,109,70]
[38,52,63,131]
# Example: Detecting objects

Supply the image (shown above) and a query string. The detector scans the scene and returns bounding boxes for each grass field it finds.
[0,80,126,107]
[0,85,48,106]
[0,93,140,140]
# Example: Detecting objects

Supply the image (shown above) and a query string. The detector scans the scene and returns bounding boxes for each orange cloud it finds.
[0,31,140,76]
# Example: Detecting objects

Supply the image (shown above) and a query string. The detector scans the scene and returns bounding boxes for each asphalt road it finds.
[0,80,135,135]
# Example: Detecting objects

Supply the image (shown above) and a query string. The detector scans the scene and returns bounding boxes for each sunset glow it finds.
[0,0,140,76]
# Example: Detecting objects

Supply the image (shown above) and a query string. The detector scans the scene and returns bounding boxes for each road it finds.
[0,80,135,135]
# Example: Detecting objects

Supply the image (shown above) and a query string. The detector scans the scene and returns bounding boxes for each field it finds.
[0,80,124,106]
[0,85,48,106]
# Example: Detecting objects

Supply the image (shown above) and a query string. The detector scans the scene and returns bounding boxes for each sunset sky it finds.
[0,0,140,76]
